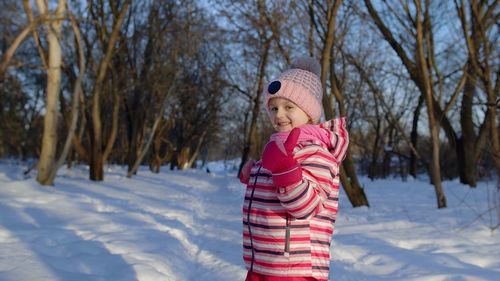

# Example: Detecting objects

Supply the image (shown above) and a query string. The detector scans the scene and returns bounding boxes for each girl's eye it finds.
[286,105,294,110]
[270,107,278,112]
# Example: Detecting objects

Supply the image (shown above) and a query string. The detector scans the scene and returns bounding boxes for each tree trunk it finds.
[48,11,85,181]
[488,76,500,214]
[492,122,500,224]
[415,1,446,208]
[150,118,174,173]
[89,0,130,181]
[102,86,120,164]
[368,118,381,180]
[410,95,424,178]
[238,39,270,177]
[187,131,207,168]
[126,70,179,178]
[382,125,395,178]
[429,126,446,207]
[177,147,190,170]
[126,110,144,174]
[340,157,369,207]
[36,0,66,185]
[89,142,104,180]
[319,0,369,207]
[454,0,497,188]
[126,116,161,176]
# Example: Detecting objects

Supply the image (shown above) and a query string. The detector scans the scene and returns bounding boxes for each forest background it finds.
[0,0,498,210]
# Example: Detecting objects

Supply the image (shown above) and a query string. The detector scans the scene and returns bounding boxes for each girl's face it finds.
[268,98,310,132]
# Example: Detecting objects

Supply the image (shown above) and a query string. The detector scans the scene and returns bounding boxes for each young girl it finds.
[239,57,349,281]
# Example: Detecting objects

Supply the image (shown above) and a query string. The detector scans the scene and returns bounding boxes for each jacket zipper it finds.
[285,214,290,256]
[247,166,261,271]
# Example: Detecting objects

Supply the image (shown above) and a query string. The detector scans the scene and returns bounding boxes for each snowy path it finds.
[0,163,498,280]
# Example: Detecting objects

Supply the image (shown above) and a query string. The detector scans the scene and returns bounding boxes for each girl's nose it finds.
[275,108,284,118]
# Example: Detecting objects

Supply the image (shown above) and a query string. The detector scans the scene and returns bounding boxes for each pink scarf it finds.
[269,124,330,148]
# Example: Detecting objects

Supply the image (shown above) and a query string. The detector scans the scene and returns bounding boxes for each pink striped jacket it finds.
[242,118,349,281]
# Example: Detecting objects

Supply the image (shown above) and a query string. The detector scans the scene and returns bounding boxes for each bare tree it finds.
[362,0,496,191]
[35,0,66,185]
[119,0,180,176]
[217,0,274,176]
[346,51,420,180]
[150,116,174,173]
[47,8,86,182]
[309,0,369,207]
[364,0,447,208]
[455,0,499,186]
[168,55,229,170]
[1,0,495,192]
[86,0,130,181]
[415,0,446,207]
[0,1,44,160]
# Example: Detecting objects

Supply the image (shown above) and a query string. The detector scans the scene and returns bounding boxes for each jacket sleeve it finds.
[320,117,349,162]
[276,118,349,219]
[276,145,340,219]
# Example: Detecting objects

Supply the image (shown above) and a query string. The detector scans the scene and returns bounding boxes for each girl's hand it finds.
[239,160,255,184]
[261,128,302,186]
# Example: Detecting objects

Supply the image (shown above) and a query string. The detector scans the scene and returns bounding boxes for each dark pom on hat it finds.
[268,81,281,94]
[291,56,321,77]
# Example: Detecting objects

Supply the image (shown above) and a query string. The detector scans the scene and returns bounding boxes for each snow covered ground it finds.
[0,161,498,281]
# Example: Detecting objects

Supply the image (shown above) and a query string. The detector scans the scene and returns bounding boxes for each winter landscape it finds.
[2,1,499,281]
[0,161,498,281]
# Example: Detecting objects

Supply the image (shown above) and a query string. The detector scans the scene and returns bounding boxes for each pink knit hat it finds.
[265,57,323,124]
